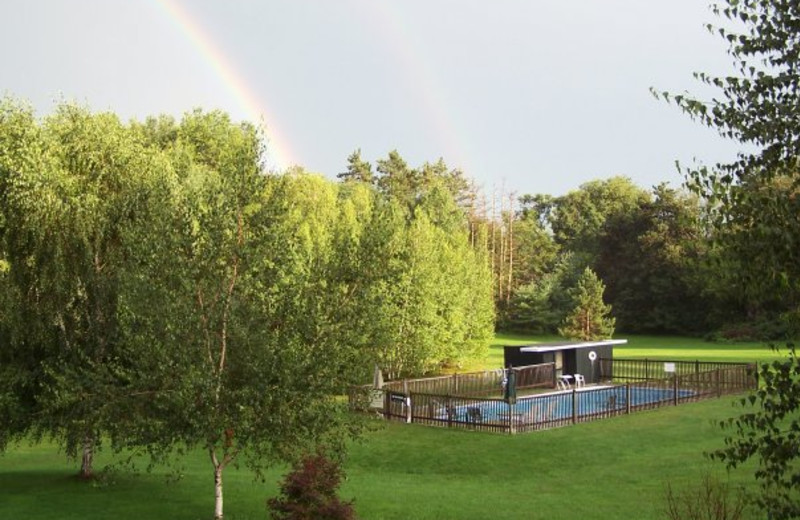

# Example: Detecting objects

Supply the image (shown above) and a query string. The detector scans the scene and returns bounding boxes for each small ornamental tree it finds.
[558,267,615,341]
[267,453,357,520]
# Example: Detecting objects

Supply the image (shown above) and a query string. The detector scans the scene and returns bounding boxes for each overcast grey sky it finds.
[2,0,740,196]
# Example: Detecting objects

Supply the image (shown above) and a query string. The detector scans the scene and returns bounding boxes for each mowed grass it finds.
[486,332,788,368]
[1,333,778,520]
[0,399,760,520]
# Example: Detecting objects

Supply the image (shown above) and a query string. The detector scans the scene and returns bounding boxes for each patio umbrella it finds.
[373,364,384,389]
[504,366,517,405]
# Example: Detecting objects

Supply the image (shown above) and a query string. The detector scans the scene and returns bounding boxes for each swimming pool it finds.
[442,385,696,424]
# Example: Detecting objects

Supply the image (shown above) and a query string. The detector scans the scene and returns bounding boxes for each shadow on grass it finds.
[0,469,209,520]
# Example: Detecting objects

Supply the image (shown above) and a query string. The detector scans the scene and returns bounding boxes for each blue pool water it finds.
[445,385,695,423]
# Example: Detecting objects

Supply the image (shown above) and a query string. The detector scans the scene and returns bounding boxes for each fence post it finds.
[406,394,412,424]
[715,368,721,398]
[645,359,649,381]
[572,388,578,425]
[673,374,678,406]
[447,395,453,428]
[753,361,758,389]
[509,402,516,435]
[626,384,631,414]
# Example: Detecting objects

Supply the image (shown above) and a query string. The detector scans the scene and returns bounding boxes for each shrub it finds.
[664,474,747,520]
[267,453,357,520]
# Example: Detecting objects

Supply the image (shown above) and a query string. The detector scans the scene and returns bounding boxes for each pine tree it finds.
[558,267,615,341]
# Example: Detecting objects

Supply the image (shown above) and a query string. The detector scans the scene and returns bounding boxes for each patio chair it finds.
[466,407,483,423]
[574,374,586,388]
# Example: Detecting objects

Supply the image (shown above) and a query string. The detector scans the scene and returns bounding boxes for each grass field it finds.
[1,333,781,520]
[482,332,786,369]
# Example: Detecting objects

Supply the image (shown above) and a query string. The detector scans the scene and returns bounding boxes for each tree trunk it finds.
[214,463,224,520]
[506,192,514,305]
[80,433,94,480]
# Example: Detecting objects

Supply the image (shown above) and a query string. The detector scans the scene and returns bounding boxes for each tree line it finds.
[474,175,795,341]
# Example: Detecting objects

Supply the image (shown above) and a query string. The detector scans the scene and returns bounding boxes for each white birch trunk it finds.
[214,463,224,520]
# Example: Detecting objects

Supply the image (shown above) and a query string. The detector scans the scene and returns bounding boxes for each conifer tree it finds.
[558,267,615,341]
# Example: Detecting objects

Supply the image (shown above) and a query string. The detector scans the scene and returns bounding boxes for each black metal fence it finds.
[352,360,757,435]
[381,362,554,397]
[599,358,754,384]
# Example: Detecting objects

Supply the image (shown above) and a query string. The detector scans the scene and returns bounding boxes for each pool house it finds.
[503,339,628,386]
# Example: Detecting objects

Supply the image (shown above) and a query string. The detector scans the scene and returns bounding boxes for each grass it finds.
[0,399,761,519]
[0,332,778,519]
[482,332,788,370]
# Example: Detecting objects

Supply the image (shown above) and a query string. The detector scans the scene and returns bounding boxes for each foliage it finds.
[710,346,800,519]
[548,176,649,262]
[664,474,747,520]
[0,98,164,476]
[661,2,800,517]
[120,118,372,519]
[596,185,711,334]
[509,179,713,336]
[504,252,580,334]
[558,267,615,341]
[337,149,373,184]
[333,151,493,378]
[663,0,800,313]
[355,198,492,378]
[267,453,357,520]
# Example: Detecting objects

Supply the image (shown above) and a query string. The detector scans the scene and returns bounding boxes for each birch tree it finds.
[122,112,367,520]
[0,99,161,477]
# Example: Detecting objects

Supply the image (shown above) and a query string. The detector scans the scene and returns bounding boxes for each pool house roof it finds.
[517,339,627,353]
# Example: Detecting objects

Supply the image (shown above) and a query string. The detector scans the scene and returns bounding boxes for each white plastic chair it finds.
[574,374,586,388]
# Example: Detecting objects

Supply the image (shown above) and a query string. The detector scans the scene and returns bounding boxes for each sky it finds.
[1,0,742,196]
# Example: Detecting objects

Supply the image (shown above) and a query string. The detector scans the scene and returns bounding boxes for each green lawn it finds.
[484,332,787,369]
[0,398,761,519]
[0,333,778,519]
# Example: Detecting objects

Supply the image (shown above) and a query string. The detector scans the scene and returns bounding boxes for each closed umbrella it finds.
[504,366,517,405]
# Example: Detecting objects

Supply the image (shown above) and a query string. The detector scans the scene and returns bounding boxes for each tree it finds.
[119,113,368,520]
[710,349,800,518]
[0,99,162,477]
[504,252,579,334]
[337,149,373,184]
[663,2,800,517]
[351,178,492,379]
[549,176,649,262]
[558,267,615,341]
[374,150,418,208]
[595,185,711,334]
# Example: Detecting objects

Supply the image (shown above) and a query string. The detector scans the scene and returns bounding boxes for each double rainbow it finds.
[152,0,466,176]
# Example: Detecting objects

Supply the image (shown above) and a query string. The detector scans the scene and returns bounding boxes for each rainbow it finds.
[150,0,295,171]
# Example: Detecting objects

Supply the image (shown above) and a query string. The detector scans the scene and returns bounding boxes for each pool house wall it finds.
[503,342,616,385]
